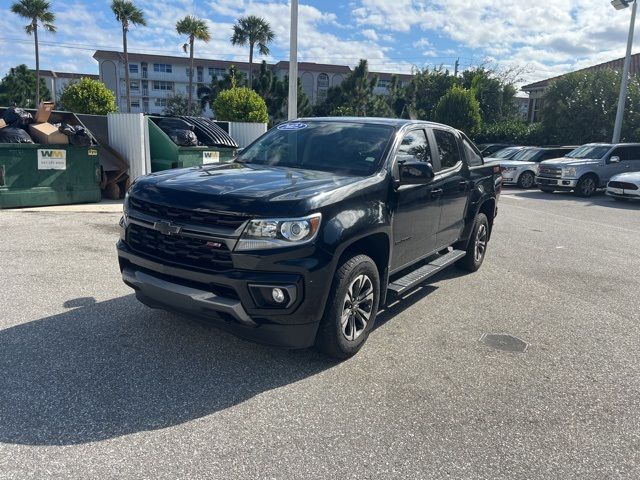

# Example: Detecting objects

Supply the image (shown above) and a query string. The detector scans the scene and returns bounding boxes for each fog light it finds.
[272,288,286,304]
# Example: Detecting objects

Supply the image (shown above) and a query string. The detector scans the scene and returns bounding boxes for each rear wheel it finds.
[517,171,535,189]
[456,213,489,273]
[575,174,598,197]
[315,254,380,359]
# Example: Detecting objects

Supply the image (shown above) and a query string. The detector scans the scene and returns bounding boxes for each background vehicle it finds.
[536,143,640,197]
[478,143,514,157]
[118,118,500,359]
[483,146,526,161]
[606,171,640,201]
[499,146,576,188]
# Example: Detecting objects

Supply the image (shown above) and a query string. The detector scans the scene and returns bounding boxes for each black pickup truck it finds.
[118,118,501,358]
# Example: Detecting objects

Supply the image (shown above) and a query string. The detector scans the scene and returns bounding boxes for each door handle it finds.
[431,188,443,198]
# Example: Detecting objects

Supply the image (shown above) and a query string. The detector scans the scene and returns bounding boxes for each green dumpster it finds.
[148,118,237,172]
[0,108,102,209]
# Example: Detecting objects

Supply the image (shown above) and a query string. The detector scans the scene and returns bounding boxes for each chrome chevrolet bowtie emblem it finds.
[153,220,182,236]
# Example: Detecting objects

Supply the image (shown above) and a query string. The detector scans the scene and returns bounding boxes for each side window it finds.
[398,129,432,164]
[433,129,462,170]
[626,146,640,161]
[462,137,483,166]
[610,147,630,161]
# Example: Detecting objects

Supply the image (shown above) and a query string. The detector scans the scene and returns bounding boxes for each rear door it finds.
[390,129,441,270]
[429,128,470,249]
[606,146,636,182]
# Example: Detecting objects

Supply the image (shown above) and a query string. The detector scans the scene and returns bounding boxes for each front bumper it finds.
[118,241,332,348]
[536,177,578,189]
[606,187,640,199]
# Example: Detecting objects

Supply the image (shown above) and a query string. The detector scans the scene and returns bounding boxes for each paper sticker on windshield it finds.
[277,122,307,131]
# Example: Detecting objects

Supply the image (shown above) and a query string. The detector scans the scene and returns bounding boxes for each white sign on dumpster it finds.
[203,151,220,164]
[37,149,67,170]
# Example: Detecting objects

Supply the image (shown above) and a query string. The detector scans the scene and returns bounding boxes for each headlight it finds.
[562,167,577,177]
[502,166,517,172]
[235,214,322,251]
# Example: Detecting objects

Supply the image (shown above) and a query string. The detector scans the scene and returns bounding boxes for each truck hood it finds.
[540,158,601,167]
[129,163,372,217]
[499,160,535,167]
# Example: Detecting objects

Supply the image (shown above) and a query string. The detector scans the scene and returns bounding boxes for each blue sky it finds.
[1,0,639,86]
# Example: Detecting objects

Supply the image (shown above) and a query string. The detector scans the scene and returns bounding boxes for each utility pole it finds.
[287,0,299,121]
[454,58,459,77]
[612,0,638,143]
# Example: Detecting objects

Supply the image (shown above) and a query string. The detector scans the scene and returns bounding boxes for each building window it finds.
[130,80,139,92]
[131,100,141,109]
[152,81,174,91]
[208,67,226,78]
[129,63,139,74]
[153,63,172,73]
[154,98,168,107]
[377,79,391,89]
[317,73,329,103]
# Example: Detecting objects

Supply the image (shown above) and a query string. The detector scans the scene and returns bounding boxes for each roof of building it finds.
[521,52,640,91]
[33,70,98,80]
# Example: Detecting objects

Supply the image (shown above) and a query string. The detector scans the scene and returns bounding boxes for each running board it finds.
[387,249,466,298]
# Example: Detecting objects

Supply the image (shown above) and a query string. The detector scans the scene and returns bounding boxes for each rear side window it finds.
[461,137,483,167]
[398,129,432,164]
[433,129,461,170]
[623,146,640,161]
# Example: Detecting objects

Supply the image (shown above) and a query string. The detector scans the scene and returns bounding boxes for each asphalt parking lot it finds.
[1,190,639,479]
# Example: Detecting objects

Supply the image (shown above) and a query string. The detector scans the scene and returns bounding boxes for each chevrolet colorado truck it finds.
[118,118,501,358]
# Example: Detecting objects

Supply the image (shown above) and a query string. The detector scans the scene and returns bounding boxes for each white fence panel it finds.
[228,122,267,148]
[107,113,151,180]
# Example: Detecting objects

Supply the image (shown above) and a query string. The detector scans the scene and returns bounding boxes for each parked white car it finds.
[499,147,576,188]
[606,172,640,201]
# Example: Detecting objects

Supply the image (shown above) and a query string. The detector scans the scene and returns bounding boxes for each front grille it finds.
[609,181,639,190]
[538,166,562,178]
[129,197,248,230]
[127,223,233,272]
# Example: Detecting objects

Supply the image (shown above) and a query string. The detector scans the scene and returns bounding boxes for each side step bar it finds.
[387,249,466,298]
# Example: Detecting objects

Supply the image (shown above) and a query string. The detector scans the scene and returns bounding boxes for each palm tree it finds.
[231,15,275,88]
[111,0,146,113]
[10,0,56,106]
[176,16,210,115]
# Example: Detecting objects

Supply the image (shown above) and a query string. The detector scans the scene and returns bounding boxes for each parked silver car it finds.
[536,143,640,197]
[500,147,576,188]
[606,171,640,201]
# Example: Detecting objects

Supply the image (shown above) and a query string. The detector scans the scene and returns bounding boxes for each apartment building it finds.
[93,50,412,115]
[32,70,99,104]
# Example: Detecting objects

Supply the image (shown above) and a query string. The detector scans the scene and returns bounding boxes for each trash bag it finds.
[1,107,33,128]
[167,129,198,147]
[57,123,93,146]
[157,117,195,132]
[0,127,34,143]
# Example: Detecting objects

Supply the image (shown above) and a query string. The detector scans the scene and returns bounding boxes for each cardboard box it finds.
[0,119,6,129]
[34,101,55,123]
[29,123,68,145]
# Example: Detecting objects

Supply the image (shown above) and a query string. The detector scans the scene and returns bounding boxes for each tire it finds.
[575,174,598,197]
[456,213,489,273]
[517,170,536,189]
[315,254,380,359]
[540,187,555,193]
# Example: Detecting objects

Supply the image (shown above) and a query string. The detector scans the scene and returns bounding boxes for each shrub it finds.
[433,85,482,135]
[474,120,547,145]
[59,78,117,115]
[213,87,268,123]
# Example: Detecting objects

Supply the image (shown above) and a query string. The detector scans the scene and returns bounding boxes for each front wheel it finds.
[456,213,489,272]
[517,171,536,189]
[315,254,380,359]
[575,175,598,197]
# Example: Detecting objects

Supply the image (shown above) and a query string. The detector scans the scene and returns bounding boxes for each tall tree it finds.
[176,15,210,115]
[230,15,275,88]
[10,0,56,106]
[0,64,50,108]
[111,0,146,113]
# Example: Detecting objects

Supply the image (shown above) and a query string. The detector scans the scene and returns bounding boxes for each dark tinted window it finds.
[237,122,395,176]
[461,136,483,167]
[612,146,640,161]
[398,129,432,164]
[433,129,461,169]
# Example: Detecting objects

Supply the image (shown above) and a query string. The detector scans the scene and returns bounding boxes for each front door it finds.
[431,128,470,248]
[391,129,440,271]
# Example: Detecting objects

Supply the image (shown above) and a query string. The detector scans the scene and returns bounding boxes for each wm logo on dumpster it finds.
[37,149,67,170]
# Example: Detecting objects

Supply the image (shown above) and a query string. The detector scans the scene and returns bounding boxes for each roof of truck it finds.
[296,117,449,128]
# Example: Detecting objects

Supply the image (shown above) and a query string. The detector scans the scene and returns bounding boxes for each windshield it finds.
[511,149,541,161]
[566,145,611,159]
[493,147,519,159]
[236,121,395,176]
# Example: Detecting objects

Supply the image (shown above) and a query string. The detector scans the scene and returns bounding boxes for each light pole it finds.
[287,0,299,121]
[612,0,638,143]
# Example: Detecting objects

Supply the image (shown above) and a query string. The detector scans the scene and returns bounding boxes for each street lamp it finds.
[611,0,637,143]
[287,0,299,121]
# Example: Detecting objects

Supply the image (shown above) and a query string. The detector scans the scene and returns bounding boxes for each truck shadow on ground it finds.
[0,276,447,447]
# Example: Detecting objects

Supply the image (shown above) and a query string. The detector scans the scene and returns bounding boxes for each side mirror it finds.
[609,155,620,163]
[397,155,435,185]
